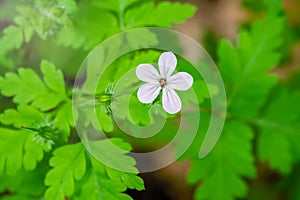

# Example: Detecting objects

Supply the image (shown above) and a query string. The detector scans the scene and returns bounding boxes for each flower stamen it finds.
[159,78,167,87]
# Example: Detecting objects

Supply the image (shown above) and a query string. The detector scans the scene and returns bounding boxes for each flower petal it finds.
[136,64,160,83]
[167,72,194,91]
[158,52,177,78]
[162,87,182,114]
[137,83,161,103]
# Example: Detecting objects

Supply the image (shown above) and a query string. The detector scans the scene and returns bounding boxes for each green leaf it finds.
[217,40,240,87]
[68,141,143,200]
[0,26,23,55]
[0,128,45,175]
[14,16,34,43]
[0,0,78,67]
[96,105,114,132]
[23,134,44,171]
[106,167,145,191]
[45,143,86,200]
[89,138,138,173]
[125,28,159,49]
[15,5,44,38]
[41,60,66,96]
[74,149,144,200]
[0,105,45,128]
[77,102,113,133]
[188,121,256,200]
[0,105,66,149]
[257,89,300,174]
[112,50,160,82]
[56,1,196,50]
[92,0,120,13]
[125,2,196,28]
[0,61,68,111]
[237,14,284,74]
[93,0,142,13]
[0,61,74,136]
[33,60,68,111]
[0,165,48,197]
[31,92,66,112]
[218,9,284,119]
[74,157,133,200]
[181,80,216,107]
[129,96,151,125]
[0,68,47,105]
[53,102,76,135]
[0,128,28,175]
[228,74,278,118]
[56,2,118,50]
[57,0,77,13]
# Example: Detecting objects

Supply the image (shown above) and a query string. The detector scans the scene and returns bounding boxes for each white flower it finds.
[136,52,194,114]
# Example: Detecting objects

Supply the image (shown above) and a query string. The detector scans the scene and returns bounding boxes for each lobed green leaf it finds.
[45,143,86,200]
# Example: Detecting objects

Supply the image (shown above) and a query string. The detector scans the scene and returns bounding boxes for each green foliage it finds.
[184,2,292,200]
[56,0,196,50]
[257,89,300,174]
[124,1,197,28]
[89,138,138,173]
[0,0,76,67]
[0,56,144,199]
[55,1,119,50]
[0,68,47,105]
[0,128,44,175]
[45,142,144,200]
[74,155,143,200]
[0,60,74,136]
[0,0,200,199]
[0,26,23,67]
[73,158,131,200]
[129,96,151,125]
[1,0,300,199]
[0,165,48,199]
[0,105,44,128]
[188,121,256,200]
[218,13,284,119]
[0,60,67,109]
[45,143,86,200]
[0,105,53,174]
